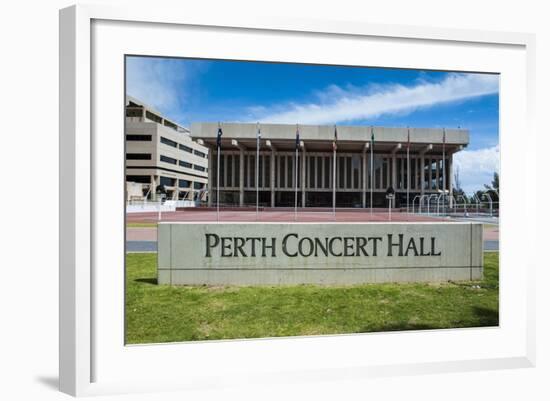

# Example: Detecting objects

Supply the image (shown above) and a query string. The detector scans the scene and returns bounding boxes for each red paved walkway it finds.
[127,209,448,224]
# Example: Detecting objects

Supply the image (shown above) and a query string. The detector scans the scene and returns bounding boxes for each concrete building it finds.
[125,96,209,201]
[191,122,468,208]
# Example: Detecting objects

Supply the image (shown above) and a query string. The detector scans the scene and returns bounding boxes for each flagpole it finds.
[407,127,410,214]
[295,124,299,222]
[256,122,260,219]
[370,127,374,216]
[333,125,337,218]
[295,146,298,221]
[216,123,221,222]
[333,149,336,218]
[442,128,446,215]
[216,145,220,222]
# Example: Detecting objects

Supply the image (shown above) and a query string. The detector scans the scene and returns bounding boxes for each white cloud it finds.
[125,57,189,120]
[248,73,499,124]
[453,145,500,195]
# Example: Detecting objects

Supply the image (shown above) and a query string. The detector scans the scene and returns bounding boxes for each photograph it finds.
[124,56,500,345]
[3,0,546,399]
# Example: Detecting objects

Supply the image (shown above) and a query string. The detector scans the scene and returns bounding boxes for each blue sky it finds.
[126,56,500,195]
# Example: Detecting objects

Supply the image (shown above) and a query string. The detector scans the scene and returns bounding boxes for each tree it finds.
[484,172,499,193]
[483,172,499,202]
[467,172,499,204]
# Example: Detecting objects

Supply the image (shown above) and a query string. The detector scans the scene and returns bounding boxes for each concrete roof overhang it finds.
[191,122,468,154]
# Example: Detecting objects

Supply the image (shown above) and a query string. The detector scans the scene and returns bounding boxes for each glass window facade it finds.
[160,155,177,165]
[126,175,150,183]
[159,176,176,187]
[179,144,193,153]
[160,136,178,148]
[126,153,151,160]
[126,134,152,141]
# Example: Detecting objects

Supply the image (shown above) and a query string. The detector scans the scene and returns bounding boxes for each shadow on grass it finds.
[135,277,158,285]
[356,306,499,333]
[472,306,499,326]
[357,322,439,333]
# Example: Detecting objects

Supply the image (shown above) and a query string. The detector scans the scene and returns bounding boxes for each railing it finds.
[406,193,499,218]
[126,199,199,213]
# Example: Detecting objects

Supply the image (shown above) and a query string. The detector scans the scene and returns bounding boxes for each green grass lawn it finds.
[126,222,157,228]
[125,253,499,344]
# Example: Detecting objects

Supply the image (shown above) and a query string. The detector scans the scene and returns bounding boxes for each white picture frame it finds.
[59,4,536,397]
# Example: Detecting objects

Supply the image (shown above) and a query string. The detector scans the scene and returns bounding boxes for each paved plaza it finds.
[126,209,499,252]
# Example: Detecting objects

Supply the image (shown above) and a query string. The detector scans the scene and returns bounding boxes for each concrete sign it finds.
[158,222,483,285]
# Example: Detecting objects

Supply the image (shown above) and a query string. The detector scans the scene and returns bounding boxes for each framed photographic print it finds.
[59,4,536,397]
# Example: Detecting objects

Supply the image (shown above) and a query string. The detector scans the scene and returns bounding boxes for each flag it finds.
[216,125,223,148]
[295,126,300,150]
[257,124,261,140]
[333,126,338,151]
[371,127,375,144]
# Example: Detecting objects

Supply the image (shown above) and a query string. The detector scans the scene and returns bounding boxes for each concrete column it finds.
[435,158,440,190]
[301,150,306,207]
[335,156,338,190]
[321,156,325,189]
[151,175,157,201]
[401,158,408,189]
[239,149,244,206]
[248,154,253,189]
[378,157,383,190]
[419,158,422,191]
[270,151,276,207]
[295,154,299,190]
[284,155,289,188]
[391,156,397,207]
[420,156,425,194]
[448,154,454,206]
[343,156,347,189]
[315,156,323,190]
[392,155,397,190]
[331,155,334,191]
[362,151,367,207]
[261,154,265,189]
[232,153,236,188]
[276,155,280,188]
[219,153,224,204]
[414,157,418,190]
[415,157,422,191]
[207,153,213,206]
[387,158,391,191]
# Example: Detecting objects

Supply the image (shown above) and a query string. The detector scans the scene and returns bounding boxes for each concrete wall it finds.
[158,222,483,285]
